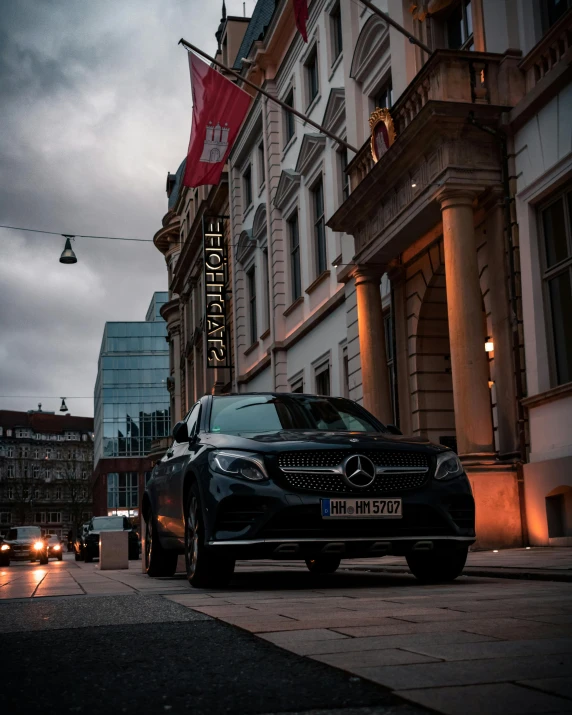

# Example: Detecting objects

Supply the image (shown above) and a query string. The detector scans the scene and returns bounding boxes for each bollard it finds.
[99,530,129,570]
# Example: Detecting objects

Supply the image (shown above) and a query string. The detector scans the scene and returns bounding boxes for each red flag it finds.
[292,0,309,42]
[183,53,251,188]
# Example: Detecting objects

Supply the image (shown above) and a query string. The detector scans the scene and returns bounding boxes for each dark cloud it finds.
[0,0,256,417]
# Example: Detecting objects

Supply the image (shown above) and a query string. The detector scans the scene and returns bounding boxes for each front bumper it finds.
[202,469,475,559]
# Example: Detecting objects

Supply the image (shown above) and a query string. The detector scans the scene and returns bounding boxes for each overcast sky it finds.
[0,0,256,418]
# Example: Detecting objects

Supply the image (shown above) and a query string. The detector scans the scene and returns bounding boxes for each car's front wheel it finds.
[305,555,341,574]
[144,513,177,577]
[406,545,468,583]
[84,549,94,563]
[39,552,48,566]
[0,556,9,567]
[57,552,63,561]
[185,484,235,589]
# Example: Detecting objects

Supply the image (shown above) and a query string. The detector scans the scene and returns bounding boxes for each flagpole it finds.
[178,38,360,155]
[359,0,431,55]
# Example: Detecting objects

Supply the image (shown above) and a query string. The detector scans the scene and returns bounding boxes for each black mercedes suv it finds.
[143,393,475,588]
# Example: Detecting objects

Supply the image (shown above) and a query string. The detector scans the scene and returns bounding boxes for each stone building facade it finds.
[156,0,572,548]
[0,409,94,539]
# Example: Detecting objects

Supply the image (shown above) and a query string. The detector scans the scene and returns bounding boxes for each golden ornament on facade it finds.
[369,108,396,163]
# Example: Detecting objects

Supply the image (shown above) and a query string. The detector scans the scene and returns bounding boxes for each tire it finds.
[0,556,9,567]
[30,558,36,563]
[39,553,48,566]
[57,553,63,561]
[74,551,81,561]
[84,550,94,564]
[305,555,341,574]
[129,549,139,561]
[185,483,235,589]
[144,512,178,577]
[406,545,469,583]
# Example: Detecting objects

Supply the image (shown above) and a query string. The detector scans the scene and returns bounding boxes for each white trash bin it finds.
[99,530,128,570]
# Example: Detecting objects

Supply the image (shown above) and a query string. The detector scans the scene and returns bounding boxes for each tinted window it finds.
[91,517,125,531]
[210,395,381,435]
[8,527,41,539]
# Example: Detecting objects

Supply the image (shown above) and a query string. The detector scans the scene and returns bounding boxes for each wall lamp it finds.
[485,340,494,353]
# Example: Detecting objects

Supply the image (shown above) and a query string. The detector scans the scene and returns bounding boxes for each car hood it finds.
[5,539,38,546]
[205,430,446,454]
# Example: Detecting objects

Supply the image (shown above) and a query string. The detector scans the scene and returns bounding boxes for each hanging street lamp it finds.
[59,235,77,264]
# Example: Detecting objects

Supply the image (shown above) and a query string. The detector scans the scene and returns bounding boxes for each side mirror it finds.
[172,421,188,443]
[386,424,403,436]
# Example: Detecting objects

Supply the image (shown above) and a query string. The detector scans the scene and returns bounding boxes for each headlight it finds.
[208,450,269,481]
[34,541,44,550]
[434,451,464,480]
[53,544,61,550]
[0,544,9,551]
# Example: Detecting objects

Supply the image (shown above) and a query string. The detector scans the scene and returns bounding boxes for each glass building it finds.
[93,292,170,518]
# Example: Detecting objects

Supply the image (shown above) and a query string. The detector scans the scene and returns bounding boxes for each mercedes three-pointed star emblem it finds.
[343,454,376,489]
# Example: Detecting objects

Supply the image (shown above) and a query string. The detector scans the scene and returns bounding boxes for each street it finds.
[1,550,571,715]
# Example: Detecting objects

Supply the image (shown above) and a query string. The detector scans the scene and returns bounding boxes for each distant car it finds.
[81,516,140,563]
[4,526,48,564]
[0,537,10,567]
[46,534,64,561]
[74,523,90,561]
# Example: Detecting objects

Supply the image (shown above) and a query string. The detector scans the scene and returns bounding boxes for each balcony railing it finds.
[349,49,524,190]
[520,10,572,92]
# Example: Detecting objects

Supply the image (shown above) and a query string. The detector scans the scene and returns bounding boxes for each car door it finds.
[160,402,202,543]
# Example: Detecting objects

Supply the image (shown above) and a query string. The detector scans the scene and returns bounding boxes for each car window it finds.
[91,517,124,530]
[8,527,41,539]
[209,395,381,435]
[186,402,201,437]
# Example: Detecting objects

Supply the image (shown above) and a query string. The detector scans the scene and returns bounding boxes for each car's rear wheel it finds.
[185,483,235,589]
[305,555,341,574]
[144,512,177,577]
[406,545,468,583]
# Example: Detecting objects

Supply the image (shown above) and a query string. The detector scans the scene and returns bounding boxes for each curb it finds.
[341,564,572,583]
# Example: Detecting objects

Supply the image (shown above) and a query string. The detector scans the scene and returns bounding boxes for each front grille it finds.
[278,450,430,494]
[262,504,451,539]
[282,471,427,494]
[279,450,429,470]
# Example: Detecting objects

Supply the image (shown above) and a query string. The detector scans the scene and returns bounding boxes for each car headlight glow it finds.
[34,541,44,550]
[208,450,269,481]
[434,451,464,480]
[0,544,9,551]
[53,544,61,550]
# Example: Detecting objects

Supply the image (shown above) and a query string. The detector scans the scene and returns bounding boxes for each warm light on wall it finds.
[485,341,494,352]
[488,380,495,389]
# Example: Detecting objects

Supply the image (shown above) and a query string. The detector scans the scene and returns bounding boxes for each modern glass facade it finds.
[94,292,170,466]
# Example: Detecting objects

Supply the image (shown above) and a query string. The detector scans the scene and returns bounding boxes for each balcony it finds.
[521,10,572,93]
[349,49,524,191]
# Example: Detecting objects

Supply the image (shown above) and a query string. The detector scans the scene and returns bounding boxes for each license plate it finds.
[321,498,402,519]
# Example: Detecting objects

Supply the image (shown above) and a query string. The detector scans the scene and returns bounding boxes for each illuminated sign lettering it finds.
[204,217,230,368]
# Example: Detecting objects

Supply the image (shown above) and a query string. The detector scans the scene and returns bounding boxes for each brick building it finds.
[0,408,94,538]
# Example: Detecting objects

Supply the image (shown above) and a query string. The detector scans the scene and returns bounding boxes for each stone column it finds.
[354,267,393,425]
[486,194,520,458]
[439,189,494,456]
[388,265,412,436]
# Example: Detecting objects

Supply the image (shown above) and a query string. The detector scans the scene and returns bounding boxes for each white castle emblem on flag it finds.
[199,122,229,163]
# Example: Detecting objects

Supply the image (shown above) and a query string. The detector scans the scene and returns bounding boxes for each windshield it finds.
[210,395,382,435]
[47,534,59,542]
[7,527,41,540]
[91,517,125,531]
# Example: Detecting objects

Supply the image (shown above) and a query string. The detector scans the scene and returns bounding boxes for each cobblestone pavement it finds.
[1,550,572,714]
